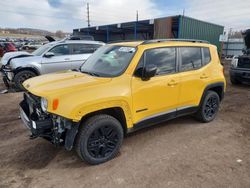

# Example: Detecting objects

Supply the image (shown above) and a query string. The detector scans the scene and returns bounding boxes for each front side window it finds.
[180,47,202,71]
[49,44,70,56]
[80,45,136,77]
[32,43,53,56]
[145,47,176,75]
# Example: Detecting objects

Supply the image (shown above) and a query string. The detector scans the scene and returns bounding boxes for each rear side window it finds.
[145,47,176,75]
[71,44,101,54]
[180,47,202,71]
[203,47,211,65]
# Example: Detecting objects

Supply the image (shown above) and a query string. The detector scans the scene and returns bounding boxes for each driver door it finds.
[132,47,180,124]
[41,44,72,74]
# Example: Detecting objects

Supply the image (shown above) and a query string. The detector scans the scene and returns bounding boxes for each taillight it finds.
[52,99,59,110]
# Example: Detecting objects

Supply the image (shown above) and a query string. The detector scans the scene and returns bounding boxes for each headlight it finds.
[41,98,48,112]
[231,58,238,68]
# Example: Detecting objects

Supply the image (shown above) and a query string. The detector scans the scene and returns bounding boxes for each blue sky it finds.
[0,0,249,32]
[155,0,187,9]
[47,0,62,8]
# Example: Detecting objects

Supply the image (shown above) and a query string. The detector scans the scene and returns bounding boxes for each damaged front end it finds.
[0,65,14,88]
[19,92,79,150]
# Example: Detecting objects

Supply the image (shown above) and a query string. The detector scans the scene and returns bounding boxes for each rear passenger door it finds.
[70,43,101,70]
[177,47,211,108]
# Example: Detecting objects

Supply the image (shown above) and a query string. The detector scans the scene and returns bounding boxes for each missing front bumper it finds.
[1,67,14,89]
[19,100,53,137]
[19,96,79,150]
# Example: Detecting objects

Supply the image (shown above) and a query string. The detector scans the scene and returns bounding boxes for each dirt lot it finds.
[0,62,249,188]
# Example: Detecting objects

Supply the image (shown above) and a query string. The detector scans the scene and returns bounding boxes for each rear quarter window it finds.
[203,47,211,65]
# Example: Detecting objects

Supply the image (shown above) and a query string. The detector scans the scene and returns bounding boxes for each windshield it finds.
[32,43,53,56]
[80,45,136,77]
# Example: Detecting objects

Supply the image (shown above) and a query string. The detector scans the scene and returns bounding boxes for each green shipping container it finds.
[178,16,224,51]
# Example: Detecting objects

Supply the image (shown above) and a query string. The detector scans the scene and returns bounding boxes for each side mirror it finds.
[44,52,55,58]
[135,64,157,80]
[144,64,157,80]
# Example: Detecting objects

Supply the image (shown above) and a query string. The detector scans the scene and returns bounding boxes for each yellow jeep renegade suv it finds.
[20,39,226,164]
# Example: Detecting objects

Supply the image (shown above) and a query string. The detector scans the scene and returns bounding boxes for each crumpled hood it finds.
[23,71,112,96]
[1,51,32,65]
[9,55,42,69]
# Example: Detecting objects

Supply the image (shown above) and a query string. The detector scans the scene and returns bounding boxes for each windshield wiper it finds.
[81,70,100,77]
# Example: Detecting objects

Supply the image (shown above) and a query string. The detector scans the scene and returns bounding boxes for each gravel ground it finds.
[0,61,249,188]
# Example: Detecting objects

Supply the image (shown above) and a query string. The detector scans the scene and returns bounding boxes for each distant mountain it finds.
[0,28,54,36]
[0,28,69,38]
[17,28,54,35]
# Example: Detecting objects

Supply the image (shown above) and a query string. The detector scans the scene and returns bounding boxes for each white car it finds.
[1,39,105,90]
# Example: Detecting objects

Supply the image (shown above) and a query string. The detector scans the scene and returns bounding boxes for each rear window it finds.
[71,44,101,54]
[180,47,202,71]
[203,47,211,65]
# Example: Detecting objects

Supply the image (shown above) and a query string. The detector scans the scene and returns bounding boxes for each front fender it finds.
[71,100,133,128]
[10,57,42,73]
[14,65,41,75]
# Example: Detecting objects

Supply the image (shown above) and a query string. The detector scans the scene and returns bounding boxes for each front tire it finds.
[195,91,220,123]
[13,70,36,91]
[76,114,124,165]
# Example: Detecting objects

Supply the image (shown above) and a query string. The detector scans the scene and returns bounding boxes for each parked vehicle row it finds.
[18,39,226,165]
[21,42,44,50]
[0,42,17,57]
[1,39,105,90]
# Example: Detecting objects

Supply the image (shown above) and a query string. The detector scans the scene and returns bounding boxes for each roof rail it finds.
[142,39,210,45]
[107,40,141,44]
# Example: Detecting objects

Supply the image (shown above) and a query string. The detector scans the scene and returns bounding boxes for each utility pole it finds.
[136,10,138,22]
[87,3,90,27]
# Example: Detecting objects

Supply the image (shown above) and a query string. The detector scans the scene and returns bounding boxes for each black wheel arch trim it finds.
[13,66,41,76]
[65,122,80,151]
[200,82,225,105]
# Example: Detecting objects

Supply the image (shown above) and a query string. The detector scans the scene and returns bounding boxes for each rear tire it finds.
[13,70,36,91]
[75,114,124,165]
[195,91,220,123]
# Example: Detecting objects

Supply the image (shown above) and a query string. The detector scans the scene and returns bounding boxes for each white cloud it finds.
[86,0,162,26]
[0,0,249,32]
[0,0,163,32]
[185,0,250,30]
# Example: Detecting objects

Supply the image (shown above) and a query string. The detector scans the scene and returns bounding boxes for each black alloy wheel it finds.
[87,125,119,158]
[203,95,219,120]
[76,114,123,165]
[195,90,220,123]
